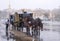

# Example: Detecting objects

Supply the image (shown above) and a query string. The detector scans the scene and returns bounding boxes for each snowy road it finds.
[0,20,15,41]
[0,19,60,41]
[40,31,60,41]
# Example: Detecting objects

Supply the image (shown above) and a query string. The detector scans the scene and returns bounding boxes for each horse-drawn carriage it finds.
[10,11,33,30]
[9,11,43,41]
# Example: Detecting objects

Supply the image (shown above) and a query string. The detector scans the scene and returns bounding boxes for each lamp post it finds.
[7,0,11,19]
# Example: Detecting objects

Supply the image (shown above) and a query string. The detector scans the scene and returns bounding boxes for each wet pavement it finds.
[0,19,60,41]
[40,31,60,41]
[0,20,15,41]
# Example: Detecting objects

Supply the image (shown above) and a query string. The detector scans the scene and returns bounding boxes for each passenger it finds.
[5,19,9,37]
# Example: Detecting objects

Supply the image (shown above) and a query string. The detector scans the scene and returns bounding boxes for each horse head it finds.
[35,18,43,31]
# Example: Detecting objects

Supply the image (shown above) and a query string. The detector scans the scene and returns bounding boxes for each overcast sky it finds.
[0,0,60,10]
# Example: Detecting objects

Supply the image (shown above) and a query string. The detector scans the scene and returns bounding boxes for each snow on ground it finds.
[0,19,60,41]
[0,19,15,41]
[40,31,60,41]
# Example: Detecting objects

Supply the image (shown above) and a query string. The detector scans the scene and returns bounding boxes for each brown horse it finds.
[32,18,43,38]
[23,15,43,37]
[23,15,32,35]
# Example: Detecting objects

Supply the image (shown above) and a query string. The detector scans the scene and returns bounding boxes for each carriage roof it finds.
[12,12,33,18]
[18,12,33,14]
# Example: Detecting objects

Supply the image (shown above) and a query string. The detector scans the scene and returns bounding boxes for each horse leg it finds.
[41,23,43,31]
[31,27,34,36]
[32,27,34,36]
[34,29,37,38]
[37,26,40,41]
[11,25,13,30]
[26,27,30,35]
[20,26,23,32]
[30,27,32,36]
[21,22,24,32]
[32,28,35,41]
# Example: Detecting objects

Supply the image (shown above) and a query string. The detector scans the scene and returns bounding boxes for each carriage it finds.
[9,11,43,41]
[9,11,33,30]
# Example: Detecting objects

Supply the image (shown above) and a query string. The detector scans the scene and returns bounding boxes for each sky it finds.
[0,0,60,10]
